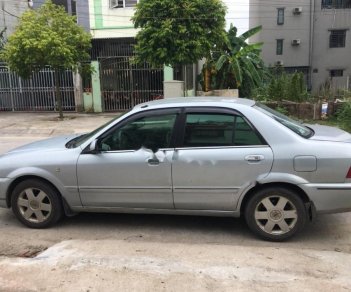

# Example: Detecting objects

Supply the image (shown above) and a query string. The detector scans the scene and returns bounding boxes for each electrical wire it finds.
[1,0,350,35]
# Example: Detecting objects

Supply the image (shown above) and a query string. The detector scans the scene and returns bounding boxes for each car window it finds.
[235,116,264,146]
[99,114,177,151]
[183,113,264,147]
[255,103,314,138]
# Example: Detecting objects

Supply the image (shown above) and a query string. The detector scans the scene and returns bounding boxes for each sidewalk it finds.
[0,112,118,154]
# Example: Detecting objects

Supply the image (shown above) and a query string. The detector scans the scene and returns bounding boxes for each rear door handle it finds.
[148,158,160,165]
[245,155,265,162]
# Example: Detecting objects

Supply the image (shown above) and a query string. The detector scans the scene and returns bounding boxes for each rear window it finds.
[183,113,264,147]
[255,103,314,138]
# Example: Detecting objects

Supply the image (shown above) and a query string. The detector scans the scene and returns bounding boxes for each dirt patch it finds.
[0,245,48,258]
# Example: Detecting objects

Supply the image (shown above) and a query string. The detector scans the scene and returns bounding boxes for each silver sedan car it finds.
[1,97,351,241]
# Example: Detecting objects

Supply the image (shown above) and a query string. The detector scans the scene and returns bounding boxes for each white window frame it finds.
[110,0,138,8]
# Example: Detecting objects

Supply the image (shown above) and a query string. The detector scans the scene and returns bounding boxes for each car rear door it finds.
[172,108,274,211]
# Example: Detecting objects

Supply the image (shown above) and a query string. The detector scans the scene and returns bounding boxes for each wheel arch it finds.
[6,175,64,208]
[239,182,311,216]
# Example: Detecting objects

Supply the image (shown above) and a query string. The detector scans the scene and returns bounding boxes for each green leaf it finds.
[242,58,261,86]
[230,58,242,87]
[239,25,262,41]
[215,55,227,71]
[132,0,227,67]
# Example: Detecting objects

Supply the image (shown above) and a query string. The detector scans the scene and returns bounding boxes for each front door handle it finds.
[245,155,265,163]
[148,158,160,165]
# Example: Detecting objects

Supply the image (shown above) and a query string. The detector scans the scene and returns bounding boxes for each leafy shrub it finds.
[275,106,289,116]
[337,102,351,130]
[252,71,309,102]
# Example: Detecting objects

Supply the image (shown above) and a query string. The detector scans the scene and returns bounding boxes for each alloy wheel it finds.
[17,187,52,223]
[254,195,298,235]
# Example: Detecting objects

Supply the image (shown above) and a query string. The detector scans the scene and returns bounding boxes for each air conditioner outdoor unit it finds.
[275,60,284,66]
[293,7,302,14]
[291,39,301,46]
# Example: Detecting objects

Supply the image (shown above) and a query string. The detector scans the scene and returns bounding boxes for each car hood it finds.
[306,124,351,142]
[6,134,81,154]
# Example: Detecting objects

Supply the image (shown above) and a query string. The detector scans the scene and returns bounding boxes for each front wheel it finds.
[245,187,307,241]
[11,179,63,228]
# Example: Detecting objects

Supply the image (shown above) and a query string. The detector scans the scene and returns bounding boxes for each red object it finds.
[346,167,351,179]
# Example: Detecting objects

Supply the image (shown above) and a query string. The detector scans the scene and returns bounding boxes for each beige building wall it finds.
[89,0,138,39]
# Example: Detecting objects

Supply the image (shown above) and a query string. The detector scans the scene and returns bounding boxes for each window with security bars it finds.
[330,69,344,77]
[329,30,347,48]
[110,0,138,8]
[322,0,351,9]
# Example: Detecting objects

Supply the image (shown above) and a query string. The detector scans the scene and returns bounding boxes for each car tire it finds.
[11,179,63,228]
[245,187,307,241]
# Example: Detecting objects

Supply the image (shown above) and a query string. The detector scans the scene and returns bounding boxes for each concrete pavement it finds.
[0,112,117,154]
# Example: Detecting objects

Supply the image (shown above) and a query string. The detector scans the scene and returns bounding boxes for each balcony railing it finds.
[322,0,351,9]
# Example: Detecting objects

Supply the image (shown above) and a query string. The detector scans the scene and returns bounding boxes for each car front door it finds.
[77,109,179,209]
[172,108,274,211]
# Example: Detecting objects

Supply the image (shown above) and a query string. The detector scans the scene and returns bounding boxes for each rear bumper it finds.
[0,178,11,208]
[300,183,351,214]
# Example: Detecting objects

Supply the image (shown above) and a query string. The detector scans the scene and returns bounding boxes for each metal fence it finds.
[0,64,75,112]
[100,57,163,111]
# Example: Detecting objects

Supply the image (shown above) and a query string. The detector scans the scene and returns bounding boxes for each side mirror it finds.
[89,139,99,154]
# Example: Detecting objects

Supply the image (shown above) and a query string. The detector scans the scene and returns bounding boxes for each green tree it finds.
[201,24,268,97]
[1,1,91,119]
[132,0,227,67]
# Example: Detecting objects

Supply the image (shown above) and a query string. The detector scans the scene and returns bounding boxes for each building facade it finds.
[0,0,88,112]
[1,0,89,35]
[89,0,137,39]
[0,0,28,37]
[250,0,351,93]
[33,0,90,31]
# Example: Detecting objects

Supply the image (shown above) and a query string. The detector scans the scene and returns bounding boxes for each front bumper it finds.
[300,183,351,214]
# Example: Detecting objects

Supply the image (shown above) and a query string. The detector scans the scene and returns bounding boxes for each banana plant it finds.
[203,24,268,96]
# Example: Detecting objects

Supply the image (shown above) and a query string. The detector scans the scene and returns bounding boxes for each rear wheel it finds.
[245,187,307,241]
[11,179,63,228]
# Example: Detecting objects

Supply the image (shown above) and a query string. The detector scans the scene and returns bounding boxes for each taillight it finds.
[346,167,351,179]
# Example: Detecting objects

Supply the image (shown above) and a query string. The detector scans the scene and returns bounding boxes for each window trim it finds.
[176,107,268,149]
[277,8,285,25]
[82,108,181,154]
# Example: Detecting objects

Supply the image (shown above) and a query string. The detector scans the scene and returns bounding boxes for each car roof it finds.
[133,97,256,111]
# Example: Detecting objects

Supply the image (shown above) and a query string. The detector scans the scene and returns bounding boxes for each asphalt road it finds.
[0,112,351,291]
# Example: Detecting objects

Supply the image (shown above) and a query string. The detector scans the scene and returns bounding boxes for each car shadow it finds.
[1,209,349,251]
[55,211,351,250]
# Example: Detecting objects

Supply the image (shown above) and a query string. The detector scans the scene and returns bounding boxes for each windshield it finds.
[66,111,130,148]
[255,103,314,138]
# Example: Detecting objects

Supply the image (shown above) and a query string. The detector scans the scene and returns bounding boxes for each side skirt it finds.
[70,206,240,218]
